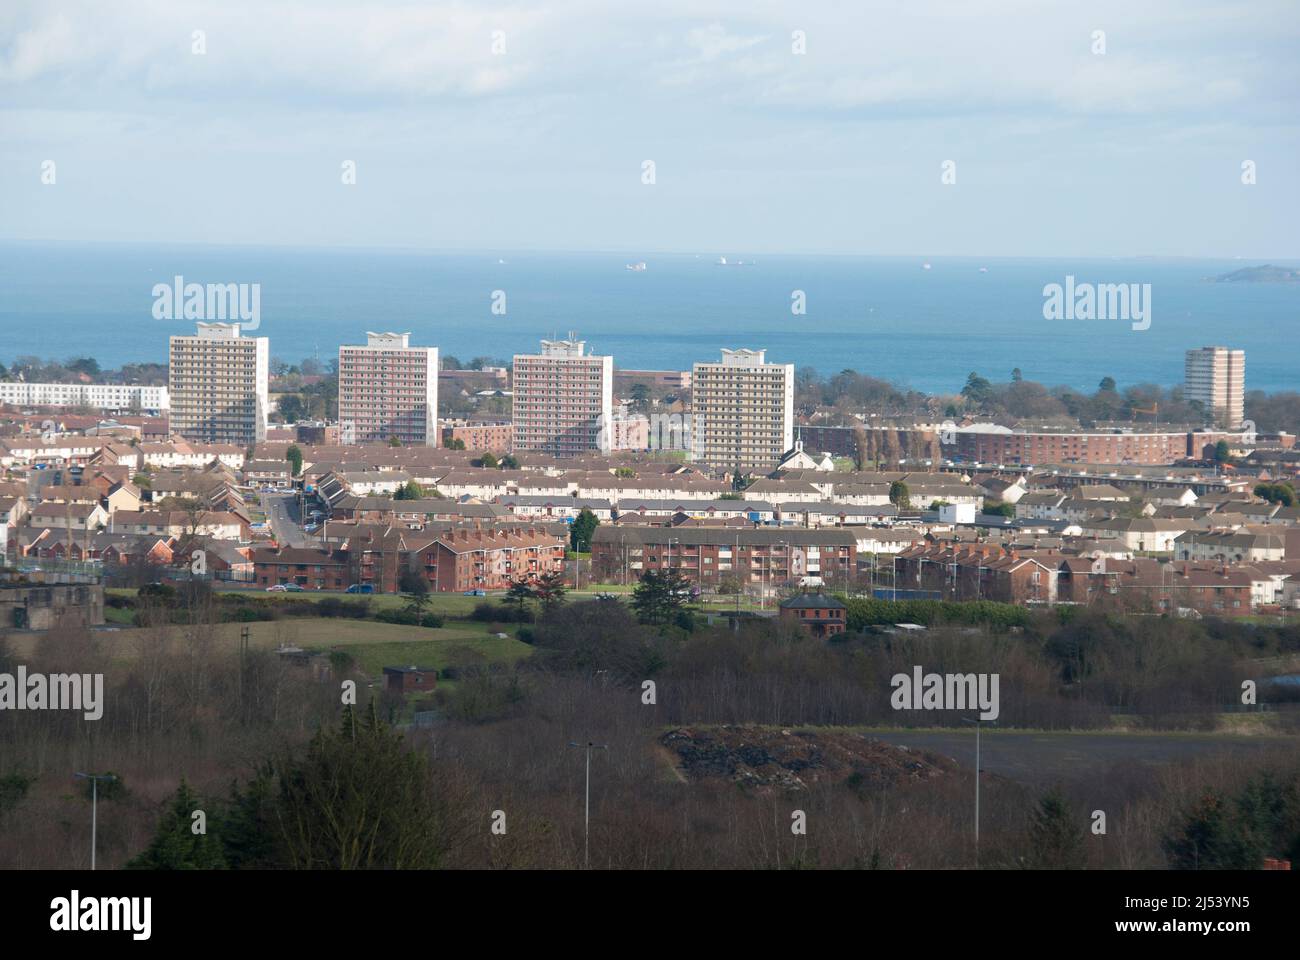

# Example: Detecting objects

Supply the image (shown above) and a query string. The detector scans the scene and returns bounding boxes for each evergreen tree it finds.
[1164,792,1261,870]
[569,507,600,552]
[631,569,693,625]
[1026,787,1085,869]
[127,780,227,870]
[271,707,447,869]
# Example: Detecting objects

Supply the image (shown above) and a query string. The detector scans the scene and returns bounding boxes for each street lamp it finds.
[960,717,993,869]
[74,772,116,870]
[568,740,608,869]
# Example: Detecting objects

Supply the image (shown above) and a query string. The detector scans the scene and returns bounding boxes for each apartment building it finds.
[338,332,439,446]
[411,527,566,592]
[512,337,613,457]
[168,322,269,446]
[443,419,513,454]
[690,349,794,471]
[591,526,856,589]
[0,382,170,413]
[1185,346,1245,428]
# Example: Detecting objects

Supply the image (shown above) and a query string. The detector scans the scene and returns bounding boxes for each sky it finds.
[2,0,1298,258]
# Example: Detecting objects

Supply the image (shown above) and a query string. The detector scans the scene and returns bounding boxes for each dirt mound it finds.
[660,725,957,792]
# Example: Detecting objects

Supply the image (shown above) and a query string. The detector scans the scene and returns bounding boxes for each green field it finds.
[60,615,533,677]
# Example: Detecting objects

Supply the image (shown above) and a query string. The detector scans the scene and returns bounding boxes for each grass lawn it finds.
[70,617,532,676]
[217,589,489,618]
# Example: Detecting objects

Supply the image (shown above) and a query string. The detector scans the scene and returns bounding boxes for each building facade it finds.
[443,420,513,453]
[338,332,439,446]
[512,338,613,457]
[591,526,856,589]
[690,349,794,471]
[0,382,169,413]
[1185,346,1245,428]
[168,322,269,447]
[948,423,1252,466]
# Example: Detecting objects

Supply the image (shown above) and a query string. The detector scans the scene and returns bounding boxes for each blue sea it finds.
[1,241,1296,395]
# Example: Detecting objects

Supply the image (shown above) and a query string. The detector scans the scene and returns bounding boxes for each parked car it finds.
[304,523,319,533]
[266,584,288,592]
[282,583,305,592]
[345,584,374,595]
[463,589,487,596]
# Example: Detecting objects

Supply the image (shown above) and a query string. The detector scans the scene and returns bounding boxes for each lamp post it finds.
[960,717,991,869]
[568,741,607,869]
[74,772,116,870]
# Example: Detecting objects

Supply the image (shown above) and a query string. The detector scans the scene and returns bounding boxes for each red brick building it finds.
[253,545,352,590]
[894,544,1057,603]
[443,421,513,454]
[591,527,856,589]
[1056,557,1253,616]
[948,426,1254,466]
[778,593,847,637]
[383,665,438,695]
[411,527,565,592]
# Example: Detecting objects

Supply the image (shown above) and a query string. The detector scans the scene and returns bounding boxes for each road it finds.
[869,729,1300,786]
[262,491,311,548]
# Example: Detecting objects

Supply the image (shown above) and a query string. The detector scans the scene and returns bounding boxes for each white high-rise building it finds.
[1184,346,1245,428]
[691,348,794,471]
[512,336,613,457]
[337,332,439,446]
[168,322,269,446]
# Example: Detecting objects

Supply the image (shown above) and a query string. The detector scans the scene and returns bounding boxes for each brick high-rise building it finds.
[337,332,439,446]
[1185,346,1245,428]
[512,337,613,457]
[690,348,794,471]
[168,322,269,447]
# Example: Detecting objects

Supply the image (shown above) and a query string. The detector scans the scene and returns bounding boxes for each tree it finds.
[500,454,519,470]
[631,569,693,626]
[1254,483,1296,507]
[127,780,227,869]
[400,573,432,617]
[285,445,303,477]
[1213,440,1231,463]
[479,452,499,469]
[961,372,992,407]
[266,705,449,868]
[570,508,600,553]
[533,569,567,611]
[888,480,911,510]
[394,480,425,501]
[505,578,535,616]
[1026,788,1085,869]
[277,395,307,423]
[1099,376,1117,393]
[388,436,402,447]
[1164,792,1261,870]
[1011,367,1023,382]
[445,438,466,450]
